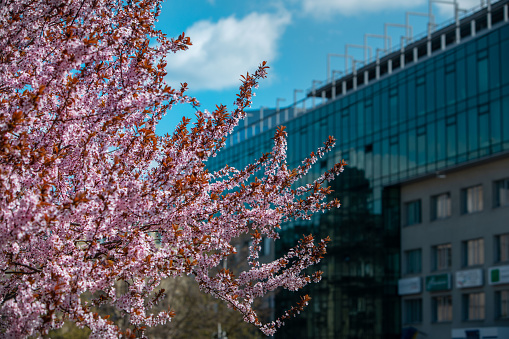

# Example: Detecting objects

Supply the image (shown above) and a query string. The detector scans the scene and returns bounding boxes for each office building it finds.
[207,1,509,338]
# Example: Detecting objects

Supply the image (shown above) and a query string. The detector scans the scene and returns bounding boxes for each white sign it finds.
[398,277,422,295]
[456,269,483,288]
[489,265,509,285]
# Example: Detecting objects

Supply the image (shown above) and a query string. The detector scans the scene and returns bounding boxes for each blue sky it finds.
[155,0,483,135]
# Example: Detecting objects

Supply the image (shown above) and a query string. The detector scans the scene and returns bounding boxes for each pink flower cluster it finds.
[0,0,344,337]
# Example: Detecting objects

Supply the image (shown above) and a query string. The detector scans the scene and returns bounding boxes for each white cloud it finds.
[435,0,481,16]
[299,0,425,18]
[298,0,485,18]
[165,12,291,91]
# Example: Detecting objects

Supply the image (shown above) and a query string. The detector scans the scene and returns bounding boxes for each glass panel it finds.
[446,71,455,105]
[501,41,509,85]
[427,122,436,164]
[437,119,446,161]
[417,133,426,166]
[365,103,373,135]
[436,68,445,108]
[416,84,425,116]
[447,123,457,159]
[479,110,489,149]
[468,293,485,320]
[351,106,358,141]
[407,77,416,118]
[405,299,422,323]
[434,296,452,322]
[468,108,478,152]
[426,68,436,112]
[456,58,466,101]
[406,200,421,226]
[478,57,488,93]
[399,132,408,173]
[467,54,478,96]
[503,96,509,144]
[499,290,509,318]
[495,179,509,208]
[464,186,483,214]
[497,233,509,262]
[489,44,500,89]
[382,138,389,177]
[408,129,416,168]
[381,89,389,130]
[434,243,452,270]
[342,113,350,142]
[390,143,398,176]
[373,92,381,133]
[466,238,484,266]
[399,82,407,122]
[456,112,467,156]
[406,249,422,274]
[490,99,501,146]
[433,194,451,220]
[389,89,398,124]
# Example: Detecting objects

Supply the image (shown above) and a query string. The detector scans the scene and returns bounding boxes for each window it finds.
[433,295,452,322]
[463,238,484,266]
[404,299,422,324]
[405,200,422,226]
[405,249,422,274]
[495,234,509,263]
[433,243,452,271]
[463,292,485,321]
[431,193,451,220]
[462,185,483,214]
[494,178,509,207]
[495,290,509,319]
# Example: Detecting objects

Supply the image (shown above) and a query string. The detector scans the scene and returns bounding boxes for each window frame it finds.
[432,243,452,271]
[431,192,451,220]
[432,295,453,323]
[405,199,422,226]
[495,290,509,319]
[404,298,423,324]
[463,292,485,321]
[405,248,422,274]
[461,185,483,214]
[494,178,509,208]
[463,238,485,267]
[495,233,509,263]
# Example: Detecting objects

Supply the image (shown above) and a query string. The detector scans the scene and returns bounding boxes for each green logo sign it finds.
[426,274,451,291]
[491,269,500,283]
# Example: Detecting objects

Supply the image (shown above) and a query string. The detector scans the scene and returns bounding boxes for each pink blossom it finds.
[0,1,344,337]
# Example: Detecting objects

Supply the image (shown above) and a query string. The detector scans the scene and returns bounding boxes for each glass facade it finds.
[207,11,509,339]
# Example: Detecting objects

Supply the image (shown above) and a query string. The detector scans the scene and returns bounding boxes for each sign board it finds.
[456,269,483,288]
[425,273,451,291]
[489,265,509,285]
[398,277,422,295]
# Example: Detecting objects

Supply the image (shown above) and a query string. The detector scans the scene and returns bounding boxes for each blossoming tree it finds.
[0,0,345,337]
